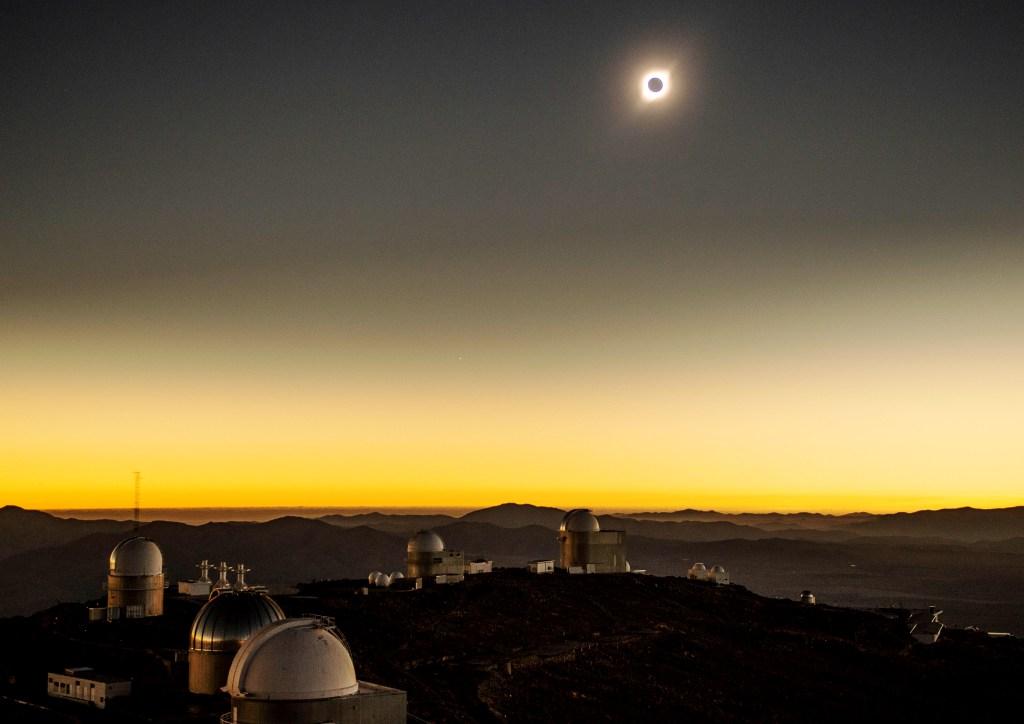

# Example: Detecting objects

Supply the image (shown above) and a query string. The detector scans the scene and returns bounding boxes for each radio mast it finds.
[133,471,141,531]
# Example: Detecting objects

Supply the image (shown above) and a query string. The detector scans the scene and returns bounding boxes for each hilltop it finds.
[0,572,1021,722]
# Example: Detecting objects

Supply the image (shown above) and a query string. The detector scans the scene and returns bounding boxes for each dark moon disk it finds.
[647,77,664,93]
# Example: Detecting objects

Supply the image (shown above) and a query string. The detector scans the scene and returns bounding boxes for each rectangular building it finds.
[47,668,131,709]
[465,560,493,574]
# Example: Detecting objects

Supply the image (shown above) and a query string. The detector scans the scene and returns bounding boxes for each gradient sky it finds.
[3,1,1023,512]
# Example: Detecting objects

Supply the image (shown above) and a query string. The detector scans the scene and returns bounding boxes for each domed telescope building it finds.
[224,617,406,723]
[106,536,164,619]
[406,530,465,580]
[558,509,628,573]
[188,589,285,695]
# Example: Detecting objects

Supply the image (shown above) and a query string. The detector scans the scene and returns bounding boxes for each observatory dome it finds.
[189,590,285,653]
[108,536,163,576]
[560,509,601,533]
[407,530,445,554]
[711,565,726,573]
[226,618,358,701]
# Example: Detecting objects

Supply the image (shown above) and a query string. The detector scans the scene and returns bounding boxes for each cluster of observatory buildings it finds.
[47,508,736,721]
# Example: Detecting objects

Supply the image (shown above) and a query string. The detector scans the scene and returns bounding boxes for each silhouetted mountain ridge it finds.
[0,505,133,562]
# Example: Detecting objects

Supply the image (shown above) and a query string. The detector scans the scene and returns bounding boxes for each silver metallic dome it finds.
[226,618,358,700]
[407,530,445,554]
[189,590,285,653]
[559,509,601,533]
[109,536,163,576]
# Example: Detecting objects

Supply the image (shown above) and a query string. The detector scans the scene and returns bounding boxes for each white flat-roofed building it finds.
[465,559,493,574]
[528,560,554,574]
[47,667,131,709]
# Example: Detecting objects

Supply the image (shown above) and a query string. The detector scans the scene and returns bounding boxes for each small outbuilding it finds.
[528,559,554,574]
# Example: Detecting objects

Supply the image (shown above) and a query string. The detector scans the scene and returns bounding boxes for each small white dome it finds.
[711,565,726,573]
[560,509,601,533]
[368,571,383,585]
[690,562,707,572]
[389,571,405,580]
[226,618,358,701]
[407,530,445,554]
[374,572,391,587]
[109,537,163,576]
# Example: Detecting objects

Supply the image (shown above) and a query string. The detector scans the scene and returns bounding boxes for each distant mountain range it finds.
[1,503,1024,631]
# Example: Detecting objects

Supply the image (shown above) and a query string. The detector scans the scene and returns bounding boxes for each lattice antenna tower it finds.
[133,471,141,531]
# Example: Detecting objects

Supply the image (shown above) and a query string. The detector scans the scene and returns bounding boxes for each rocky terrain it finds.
[0,572,1021,722]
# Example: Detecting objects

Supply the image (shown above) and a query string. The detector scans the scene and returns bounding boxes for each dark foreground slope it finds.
[0,572,1021,722]
[297,573,1020,723]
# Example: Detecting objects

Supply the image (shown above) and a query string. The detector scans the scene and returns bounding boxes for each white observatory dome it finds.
[407,530,445,554]
[711,565,727,574]
[108,536,163,576]
[226,618,358,701]
[389,571,405,581]
[560,509,601,533]
[368,571,383,585]
[374,572,391,587]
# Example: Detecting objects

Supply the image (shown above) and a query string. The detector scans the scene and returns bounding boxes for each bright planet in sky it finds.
[641,69,670,101]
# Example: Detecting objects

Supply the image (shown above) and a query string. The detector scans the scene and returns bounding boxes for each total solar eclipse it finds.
[640,70,670,101]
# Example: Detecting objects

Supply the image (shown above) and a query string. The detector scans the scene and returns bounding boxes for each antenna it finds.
[234,562,252,590]
[214,561,231,590]
[133,471,141,531]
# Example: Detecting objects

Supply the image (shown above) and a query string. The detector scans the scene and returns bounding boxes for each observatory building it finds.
[708,565,730,585]
[106,536,164,619]
[188,589,286,695]
[687,562,708,581]
[224,617,406,723]
[406,530,465,580]
[558,509,628,573]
